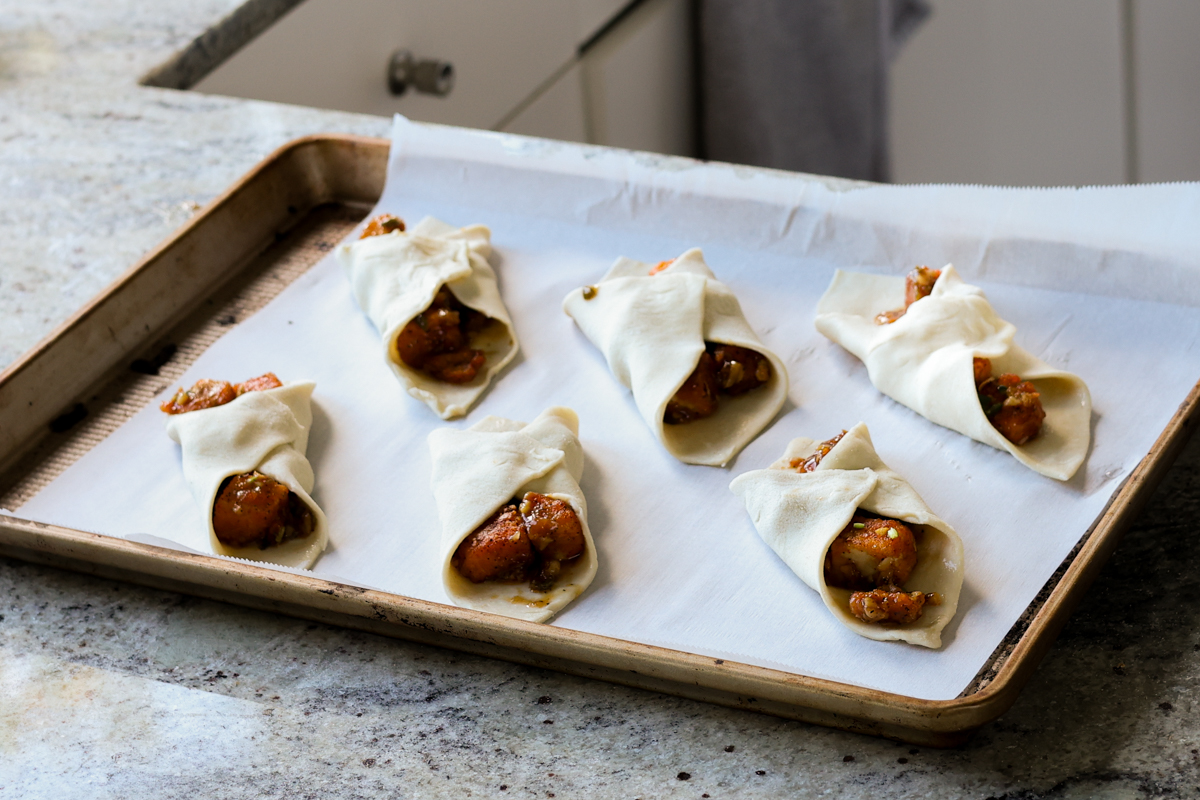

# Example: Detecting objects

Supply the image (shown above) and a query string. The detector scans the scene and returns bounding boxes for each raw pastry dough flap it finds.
[336,216,519,419]
[163,382,328,569]
[563,248,788,466]
[815,265,1091,480]
[430,407,597,623]
[731,423,964,648]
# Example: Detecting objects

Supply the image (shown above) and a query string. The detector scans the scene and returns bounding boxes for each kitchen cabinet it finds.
[193,0,694,157]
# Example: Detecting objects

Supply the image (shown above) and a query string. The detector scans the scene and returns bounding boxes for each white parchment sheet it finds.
[15,117,1200,700]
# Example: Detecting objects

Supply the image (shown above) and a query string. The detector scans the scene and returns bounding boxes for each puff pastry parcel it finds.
[429,407,597,623]
[563,248,787,466]
[162,376,329,568]
[337,215,519,419]
[815,265,1091,480]
[730,423,964,648]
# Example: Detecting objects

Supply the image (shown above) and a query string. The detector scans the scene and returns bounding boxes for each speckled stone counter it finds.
[2,2,1199,797]
[0,0,388,369]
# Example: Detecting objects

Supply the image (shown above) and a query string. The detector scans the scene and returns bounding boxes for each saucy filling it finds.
[647,259,773,425]
[795,432,942,625]
[875,266,1047,445]
[451,492,586,592]
[663,343,773,425]
[360,214,499,385]
[974,357,1046,445]
[160,372,283,415]
[160,373,316,550]
[393,287,493,383]
[212,471,314,550]
[874,265,941,325]
[360,213,406,238]
[787,429,846,473]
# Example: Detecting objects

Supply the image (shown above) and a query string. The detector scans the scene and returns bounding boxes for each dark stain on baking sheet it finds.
[129,343,177,375]
[49,403,88,433]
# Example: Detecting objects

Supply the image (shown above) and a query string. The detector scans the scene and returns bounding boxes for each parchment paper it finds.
[15,116,1200,700]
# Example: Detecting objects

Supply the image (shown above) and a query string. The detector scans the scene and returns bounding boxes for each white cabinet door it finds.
[579,0,694,156]
[890,0,1127,187]
[501,0,694,157]
[1132,0,1200,183]
[193,0,581,130]
[501,64,590,144]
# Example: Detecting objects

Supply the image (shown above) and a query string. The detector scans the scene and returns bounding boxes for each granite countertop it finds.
[2,2,1199,797]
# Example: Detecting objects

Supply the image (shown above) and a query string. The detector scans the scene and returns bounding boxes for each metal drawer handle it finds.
[387,49,455,97]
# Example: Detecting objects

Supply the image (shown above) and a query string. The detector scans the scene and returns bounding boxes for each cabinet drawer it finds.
[194,0,583,130]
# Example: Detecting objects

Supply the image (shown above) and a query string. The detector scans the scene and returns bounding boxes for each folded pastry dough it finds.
[815,265,1091,480]
[562,248,788,467]
[730,423,964,648]
[164,381,329,568]
[337,216,519,419]
[429,407,597,623]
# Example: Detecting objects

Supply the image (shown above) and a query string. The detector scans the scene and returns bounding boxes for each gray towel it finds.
[697,0,929,181]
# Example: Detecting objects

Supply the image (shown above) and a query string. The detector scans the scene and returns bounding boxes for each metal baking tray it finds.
[2,134,1194,746]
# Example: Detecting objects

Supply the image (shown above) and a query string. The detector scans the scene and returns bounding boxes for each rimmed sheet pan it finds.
[2,132,1196,746]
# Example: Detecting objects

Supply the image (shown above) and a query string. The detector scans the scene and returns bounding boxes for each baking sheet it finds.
[14,117,1200,701]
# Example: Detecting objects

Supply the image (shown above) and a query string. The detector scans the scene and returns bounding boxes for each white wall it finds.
[890,0,1200,186]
